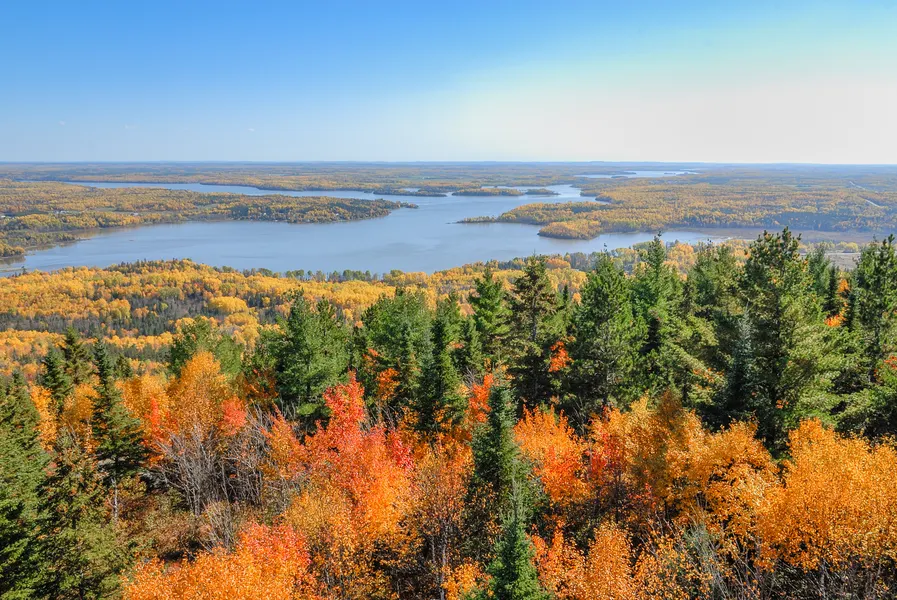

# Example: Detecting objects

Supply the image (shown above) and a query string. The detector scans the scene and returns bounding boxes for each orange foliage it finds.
[165,351,246,436]
[757,420,897,570]
[124,523,320,600]
[29,385,57,449]
[515,408,588,507]
[548,340,571,373]
[534,526,637,600]
[465,372,495,428]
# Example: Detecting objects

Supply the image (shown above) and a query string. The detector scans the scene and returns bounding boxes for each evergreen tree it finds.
[457,317,485,378]
[631,236,683,394]
[61,327,92,385]
[417,299,466,434]
[483,492,547,600]
[568,254,640,424]
[40,349,72,417]
[269,292,350,418]
[90,342,147,520]
[0,374,47,599]
[470,386,521,515]
[739,229,834,450]
[848,235,897,376]
[35,433,123,600]
[168,316,242,378]
[470,266,510,363]
[506,257,560,408]
[689,244,743,372]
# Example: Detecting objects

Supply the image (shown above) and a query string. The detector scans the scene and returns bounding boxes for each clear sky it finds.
[2,0,896,163]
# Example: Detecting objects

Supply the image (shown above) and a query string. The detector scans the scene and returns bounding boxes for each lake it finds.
[2,182,723,275]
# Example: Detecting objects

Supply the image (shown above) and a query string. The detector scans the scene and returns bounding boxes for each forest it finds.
[2,228,897,599]
[0,181,413,253]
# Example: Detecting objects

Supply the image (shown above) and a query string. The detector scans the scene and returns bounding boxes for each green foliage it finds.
[265,292,350,418]
[470,267,511,363]
[40,349,72,416]
[738,229,835,449]
[168,316,242,378]
[90,342,147,503]
[61,327,92,385]
[417,296,466,434]
[0,374,47,599]
[506,257,562,408]
[483,502,548,600]
[35,434,124,600]
[568,254,640,423]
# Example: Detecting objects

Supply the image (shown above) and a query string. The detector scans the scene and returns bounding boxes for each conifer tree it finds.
[506,257,560,408]
[482,486,547,600]
[470,266,510,363]
[848,235,897,375]
[40,349,72,417]
[35,433,123,600]
[269,292,350,418]
[568,254,639,423]
[90,342,147,520]
[168,316,242,378]
[739,229,834,449]
[417,300,466,434]
[61,327,92,385]
[0,374,47,599]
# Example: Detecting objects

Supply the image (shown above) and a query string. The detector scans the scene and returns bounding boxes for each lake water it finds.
[2,182,723,275]
[579,170,697,179]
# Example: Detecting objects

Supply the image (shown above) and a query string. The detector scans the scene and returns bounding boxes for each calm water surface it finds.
[3,182,723,275]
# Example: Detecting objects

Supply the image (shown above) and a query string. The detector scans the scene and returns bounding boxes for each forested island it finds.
[0,181,414,253]
[2,230,897,598]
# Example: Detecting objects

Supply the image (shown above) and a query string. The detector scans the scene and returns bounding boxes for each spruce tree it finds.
[35,433,123,600]
[0,374,47,599]
[470,386,520,514]
[61,327,92,385]
[506,257,560,408]
[40,349,72,417]
[470,266,510,363]
[457,317,485,378]
[168,316,242,377]
[848,235,897,375]
[417,304,466,435]
[484,502,547,600]
[739,229,834,450]
[568,254,640,423]
[90,342,147,521]
[270,292,350,418]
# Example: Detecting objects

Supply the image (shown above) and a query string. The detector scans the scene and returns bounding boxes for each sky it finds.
[2,0,896,163]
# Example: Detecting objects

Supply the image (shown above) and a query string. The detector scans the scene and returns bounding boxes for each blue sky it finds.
[2,0,896,162]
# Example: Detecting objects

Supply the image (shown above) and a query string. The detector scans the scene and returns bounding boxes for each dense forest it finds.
[2,229,897,598]
[0,181,414,253]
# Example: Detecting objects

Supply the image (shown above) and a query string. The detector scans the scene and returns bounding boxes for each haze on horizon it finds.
[2,0,896,164]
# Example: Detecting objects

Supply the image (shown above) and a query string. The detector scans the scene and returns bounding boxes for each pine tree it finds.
[470,266,510,363]
[40,349,72,417]
[568,254,640,423]
[90,342,147,521]
[506,257,560,408]
[35,433,123,600]
[61,327,92,385]
[457,317,484,378]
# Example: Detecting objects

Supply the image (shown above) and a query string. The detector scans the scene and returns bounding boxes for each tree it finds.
[417,298,466,435]
[848,235,897,377]
[738,229,834,450]
[483,499,547,600]
[506,257,561,408]
[470,267,510,364]
[168,316,242,378]
[35,433,123,600]
[90,341,147,520]
[568,254,639,424]
[267,292,350,418]
[61,327,92,385]
[0,374,47,599]
[41,349,73,417]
